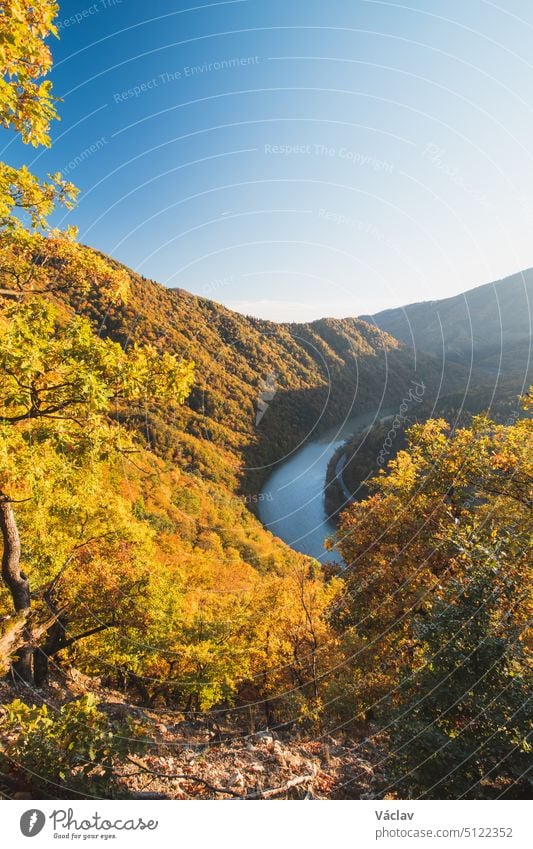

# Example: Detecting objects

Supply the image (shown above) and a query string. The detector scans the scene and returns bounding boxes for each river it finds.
[258,408,388,565]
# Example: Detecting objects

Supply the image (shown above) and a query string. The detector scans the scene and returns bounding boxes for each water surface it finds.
[258,409,387,564]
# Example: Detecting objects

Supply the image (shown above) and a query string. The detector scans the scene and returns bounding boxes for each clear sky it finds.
[5,0,533,321]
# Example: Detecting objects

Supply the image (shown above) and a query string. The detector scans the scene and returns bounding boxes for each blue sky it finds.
[5,0,533,321]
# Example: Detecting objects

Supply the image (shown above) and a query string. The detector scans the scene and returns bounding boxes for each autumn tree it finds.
[384,530,532,799]
[0,298,194,682]
[0,1,76,234]
[0,3,194,682]
[0,0,58,144]
[335,396,532,725]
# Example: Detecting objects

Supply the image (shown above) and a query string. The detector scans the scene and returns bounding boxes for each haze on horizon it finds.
[6,0,533,322]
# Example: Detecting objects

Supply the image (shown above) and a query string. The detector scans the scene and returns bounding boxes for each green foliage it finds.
[385,535,532,799]
[132,498,176,534]
[0,166,77,230]
[171,486,202,515]
[0,297,194,508]
[0,695,147,797]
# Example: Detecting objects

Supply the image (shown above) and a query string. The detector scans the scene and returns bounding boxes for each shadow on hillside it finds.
[239,343,475,497]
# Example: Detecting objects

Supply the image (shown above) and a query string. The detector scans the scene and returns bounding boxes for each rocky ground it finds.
[0,670,384,800]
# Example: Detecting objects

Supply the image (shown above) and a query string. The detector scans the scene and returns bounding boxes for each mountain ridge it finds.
[360,267,533,381]
[69,252,478,494]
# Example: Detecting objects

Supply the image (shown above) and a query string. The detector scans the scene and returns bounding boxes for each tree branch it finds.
[57,621,116,651]
[125,757,243,798]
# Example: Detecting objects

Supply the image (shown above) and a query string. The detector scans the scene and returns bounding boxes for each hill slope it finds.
[361,268,533,383]
[69,254,475,494]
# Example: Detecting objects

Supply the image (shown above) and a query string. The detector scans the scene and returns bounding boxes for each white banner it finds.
[1,800,530,849]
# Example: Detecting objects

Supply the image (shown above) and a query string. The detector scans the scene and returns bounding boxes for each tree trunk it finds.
[0,495,33,683]
[33,617,65,687]
[0,497,27,610]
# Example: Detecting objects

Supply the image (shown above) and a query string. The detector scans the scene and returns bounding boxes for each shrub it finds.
[0,695,147,797]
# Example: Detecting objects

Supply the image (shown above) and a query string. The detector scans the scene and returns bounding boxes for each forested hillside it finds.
[325,384,522,520]
[362,269,533,381]
[65,254,477,495]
